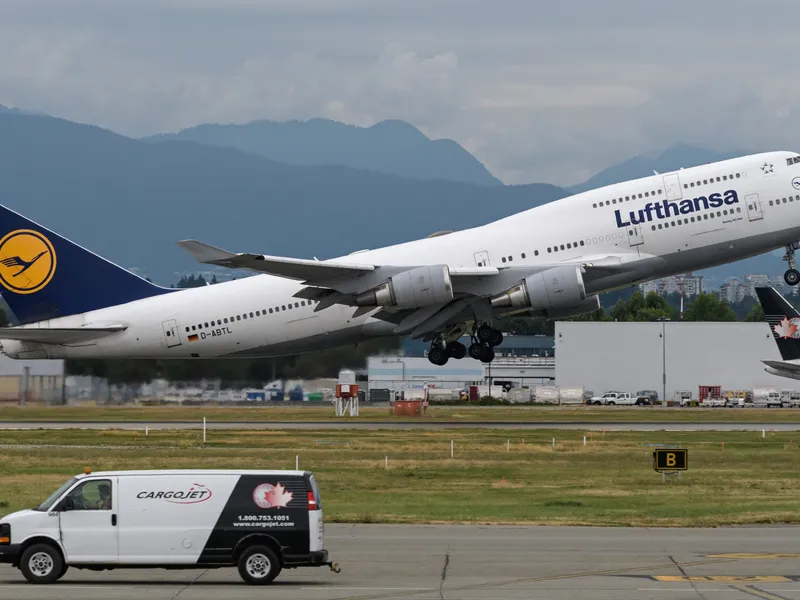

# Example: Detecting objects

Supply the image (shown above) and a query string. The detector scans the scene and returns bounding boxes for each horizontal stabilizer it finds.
[0,325,127,345]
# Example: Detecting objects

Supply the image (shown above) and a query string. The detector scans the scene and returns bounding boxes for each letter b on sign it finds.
[653,448,687,471]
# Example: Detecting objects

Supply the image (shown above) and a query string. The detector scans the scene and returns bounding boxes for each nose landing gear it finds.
[784,243,800,286]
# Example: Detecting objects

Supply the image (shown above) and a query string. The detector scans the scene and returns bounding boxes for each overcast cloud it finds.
[1,0,799,185]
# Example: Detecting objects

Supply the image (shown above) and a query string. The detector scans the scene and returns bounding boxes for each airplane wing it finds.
[763,360,800,373]
[177,239,639,336]
[177,239,626,286]
[0,326,127,345]
[177,240,377,283]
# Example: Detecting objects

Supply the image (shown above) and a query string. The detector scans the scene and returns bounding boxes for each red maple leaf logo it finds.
[773,317,799,339]
[263,482,293,508]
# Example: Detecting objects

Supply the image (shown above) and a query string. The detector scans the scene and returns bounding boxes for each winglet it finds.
[176,240,238,265]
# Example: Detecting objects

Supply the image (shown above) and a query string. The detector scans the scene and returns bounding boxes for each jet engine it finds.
[490,265,586,310]
[355,265,454,308]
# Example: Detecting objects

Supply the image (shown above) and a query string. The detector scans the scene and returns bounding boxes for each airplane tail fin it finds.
[755,286,800,361]
[0,204,172,324]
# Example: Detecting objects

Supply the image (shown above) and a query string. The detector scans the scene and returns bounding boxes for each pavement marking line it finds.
[655,576,792,583]
[337,558,737,600]
[732,584,794,600]
[708,554,800,560]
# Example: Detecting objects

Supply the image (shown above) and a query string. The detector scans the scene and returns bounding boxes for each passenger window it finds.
[593,203,597,208]
[560,244,565,250]
[547,247,552,253]
[651,225,656,231]
[224,318,228,323]
[62,479,112,511]
[250,312,254,318]
[626,196,630,201]
[644,192,649,197]
[736,173,741,178]
[185,327,190,332]
[242,314,247,320]
[579,241,584,247]
[690,182,695,187]
[191,326,196,331]
[204,322,208,328]
[282,305,286,311]
[269,308,274,313]
[501,257,506,263]
[566,243,572,249]
[658,224,663,229]
[638,194,642,199]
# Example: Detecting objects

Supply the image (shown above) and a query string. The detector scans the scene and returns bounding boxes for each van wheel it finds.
[20,543,64,584]
[238,545,281,585]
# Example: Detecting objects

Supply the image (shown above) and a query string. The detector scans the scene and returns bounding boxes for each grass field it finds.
[2,427,799,527]
[1,404,799,423]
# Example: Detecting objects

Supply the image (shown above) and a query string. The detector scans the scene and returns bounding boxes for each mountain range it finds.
[0,109,787,290]
[0,112,563,284]
[144,118,502,187]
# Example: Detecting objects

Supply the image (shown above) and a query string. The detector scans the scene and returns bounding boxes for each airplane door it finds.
[662,174,683,201]
[626,225,644,247]
[745,193,763,221]
[474,251,490,267]
[162,319,182,348]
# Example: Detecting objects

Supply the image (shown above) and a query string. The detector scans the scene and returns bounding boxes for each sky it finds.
[1,0,799,186]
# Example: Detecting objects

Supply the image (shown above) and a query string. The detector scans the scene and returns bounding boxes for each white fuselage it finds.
[5,151,800,360]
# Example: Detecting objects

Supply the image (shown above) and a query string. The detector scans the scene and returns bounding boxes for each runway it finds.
[2,524,800,599]
[2,420,800,431]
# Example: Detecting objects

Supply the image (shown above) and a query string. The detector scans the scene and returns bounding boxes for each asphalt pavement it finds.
[2,524,800,599]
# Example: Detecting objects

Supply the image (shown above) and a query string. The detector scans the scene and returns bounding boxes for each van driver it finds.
[96,484,111,510]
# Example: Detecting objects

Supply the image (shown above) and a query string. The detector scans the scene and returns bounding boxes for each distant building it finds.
[718,278,746,303]
[744,274,770,298]
[638,273,703,297]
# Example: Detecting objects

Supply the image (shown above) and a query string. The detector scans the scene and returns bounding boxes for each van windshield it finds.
[35,477,77,511]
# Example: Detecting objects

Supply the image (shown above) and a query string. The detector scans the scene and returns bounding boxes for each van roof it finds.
[76,470,309,478]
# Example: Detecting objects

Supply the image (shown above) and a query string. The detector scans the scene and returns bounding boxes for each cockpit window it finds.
[786,156,800,166]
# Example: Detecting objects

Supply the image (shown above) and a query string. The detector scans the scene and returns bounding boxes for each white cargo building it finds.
[555,321,788,401]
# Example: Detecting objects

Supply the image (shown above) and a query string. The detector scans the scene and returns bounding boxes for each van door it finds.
[58,477,119,562]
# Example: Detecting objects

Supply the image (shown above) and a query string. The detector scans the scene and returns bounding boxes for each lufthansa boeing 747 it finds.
[3,151,800,365]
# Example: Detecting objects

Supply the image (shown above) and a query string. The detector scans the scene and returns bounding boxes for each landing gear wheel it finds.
[785,269,800,286]
[488,330,503,347]
[479,345,495,364]
[427,345,449,366]
[446,341,467,360]
[237,545,281,585]
[468,342,484,360]
[19,543,64,584]
[476,325,495,344]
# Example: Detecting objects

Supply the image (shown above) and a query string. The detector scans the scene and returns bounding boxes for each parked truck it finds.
[752,387,782,408]
[589,391,650,406]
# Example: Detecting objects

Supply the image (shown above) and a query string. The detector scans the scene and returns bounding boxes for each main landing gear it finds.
[785,243,800,287]
[426,324,503,366]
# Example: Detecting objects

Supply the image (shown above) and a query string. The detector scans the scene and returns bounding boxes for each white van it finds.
[0,469,337,585]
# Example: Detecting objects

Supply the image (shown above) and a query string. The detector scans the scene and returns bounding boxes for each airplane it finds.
[3,150,800,366]
[755,286,800,380]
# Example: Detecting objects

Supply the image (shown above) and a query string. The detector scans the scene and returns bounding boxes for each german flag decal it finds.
[188,334,199,342]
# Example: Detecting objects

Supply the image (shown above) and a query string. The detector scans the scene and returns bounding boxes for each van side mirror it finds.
[58,497,74,512]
